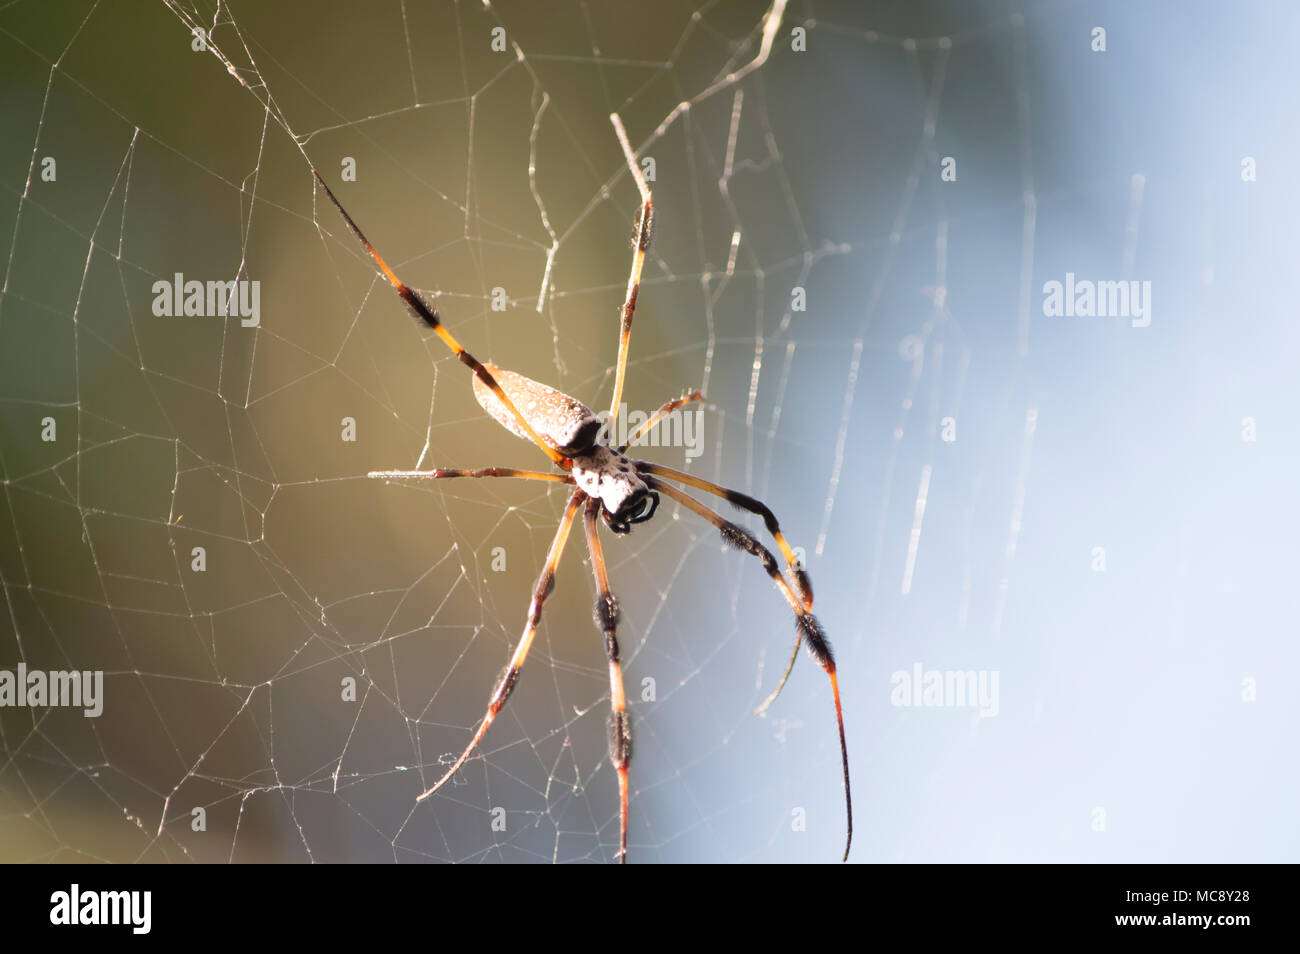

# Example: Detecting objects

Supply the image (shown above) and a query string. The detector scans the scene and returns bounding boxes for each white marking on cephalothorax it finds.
[570,445,648,516]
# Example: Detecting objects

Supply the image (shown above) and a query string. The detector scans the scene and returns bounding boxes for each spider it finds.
[312,114,851,863]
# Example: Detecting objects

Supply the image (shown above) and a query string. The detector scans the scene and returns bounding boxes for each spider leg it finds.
[368,467,573,484]
[637,461,812,712]
[618,390,703,452]
[606,114,654,420]
[753,636,801,718]
[417,490,586,803]
[637,462,813,609]
[583,498,632,864]
[312,170,569,469]
[645,476,853,862]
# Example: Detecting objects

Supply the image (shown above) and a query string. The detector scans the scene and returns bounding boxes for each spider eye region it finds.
[570,446,653,530]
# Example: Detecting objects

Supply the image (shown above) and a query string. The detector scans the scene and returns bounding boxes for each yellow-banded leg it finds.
[618,391,703,452]
[417,491,586,802]
[637,461,813,714]
[368,467,575,484]
[636,462,812,608]
[313,170,569,469]
[583,497,632,864]
[646,476,853,862]
[606,114,654,420]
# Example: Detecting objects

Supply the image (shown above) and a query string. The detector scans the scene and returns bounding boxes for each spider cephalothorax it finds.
[568,445,658,535]
[315,112,851,864]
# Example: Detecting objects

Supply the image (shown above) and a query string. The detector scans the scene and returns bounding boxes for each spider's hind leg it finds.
[312,170,569,469]
[606,113,654,421]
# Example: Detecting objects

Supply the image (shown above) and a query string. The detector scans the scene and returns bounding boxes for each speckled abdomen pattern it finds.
[472,364,602,455]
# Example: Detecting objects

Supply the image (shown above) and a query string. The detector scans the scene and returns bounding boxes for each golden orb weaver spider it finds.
[313,114,851,863]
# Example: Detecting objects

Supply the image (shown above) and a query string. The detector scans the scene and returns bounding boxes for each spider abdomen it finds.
[472,364,602,454]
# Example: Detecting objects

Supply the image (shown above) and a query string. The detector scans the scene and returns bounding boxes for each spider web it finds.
[1,0,1297,864]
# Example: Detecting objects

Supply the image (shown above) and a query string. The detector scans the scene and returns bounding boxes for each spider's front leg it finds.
[416,490,585,803]
[644,476,853,862]
[583,497,632,864]
[634,458,813,714]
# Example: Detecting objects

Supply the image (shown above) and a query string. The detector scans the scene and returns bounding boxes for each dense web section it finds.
[5,0,1285,863]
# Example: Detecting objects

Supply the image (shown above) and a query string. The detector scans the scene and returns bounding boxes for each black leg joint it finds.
[535,569,556,604]
[608,709,632,769]
[490,665,521,712]
[794,567,814,604]
[796,614,834,670]
[593,594,621,638]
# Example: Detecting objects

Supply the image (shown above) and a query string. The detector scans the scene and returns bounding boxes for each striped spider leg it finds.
[582,496,631,862]
[641,476,852,861]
